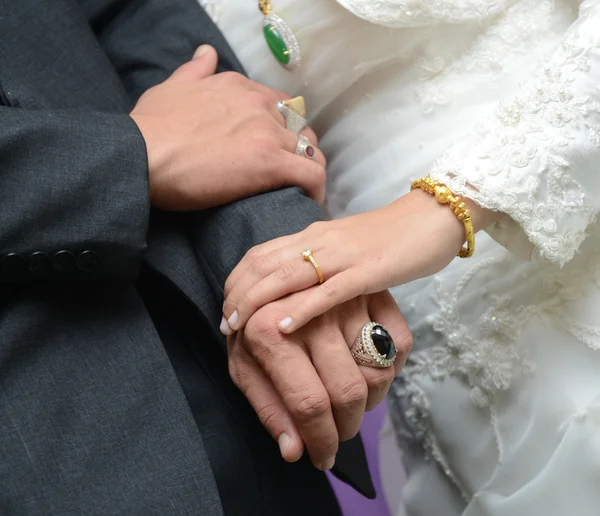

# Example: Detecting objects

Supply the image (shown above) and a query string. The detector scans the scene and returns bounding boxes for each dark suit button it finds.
[28,252,50,272]
[52,250,75,272]
[0,253,25,273]
[77,250,100,272]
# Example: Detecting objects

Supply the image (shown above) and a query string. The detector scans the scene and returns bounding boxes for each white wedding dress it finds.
[206,1,600,514]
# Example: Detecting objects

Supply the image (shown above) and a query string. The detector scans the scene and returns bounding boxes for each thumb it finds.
[169,44,218,83]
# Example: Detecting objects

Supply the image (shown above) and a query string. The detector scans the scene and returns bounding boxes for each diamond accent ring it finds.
[351,323,397,368]
[301,249,324,285]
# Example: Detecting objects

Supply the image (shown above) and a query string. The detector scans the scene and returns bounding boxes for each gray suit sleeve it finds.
[0,108,150,282]
[78,0,245,105]
[77,0,322,292]
[188,188,323,307]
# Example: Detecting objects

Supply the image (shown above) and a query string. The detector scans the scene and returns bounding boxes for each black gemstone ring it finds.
[350,323,397,368]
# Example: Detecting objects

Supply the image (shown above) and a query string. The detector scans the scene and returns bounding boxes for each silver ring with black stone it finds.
[351,323,397,368]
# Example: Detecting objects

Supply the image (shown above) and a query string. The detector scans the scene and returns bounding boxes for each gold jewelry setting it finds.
[260,0,302,71]
[281,96,306,117]
[411,176,475,258]
[302,249,324,285]
[351,322,397,369]
[277,98,308,135]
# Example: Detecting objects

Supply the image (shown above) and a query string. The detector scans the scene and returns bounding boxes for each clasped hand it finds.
[223,186,504,470]
[227,290,413,471]
[223,190,466,470]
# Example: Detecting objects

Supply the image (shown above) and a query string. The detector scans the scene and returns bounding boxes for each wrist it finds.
[130,112,174,210]
[401,189,466,252]
[462,196,505,232]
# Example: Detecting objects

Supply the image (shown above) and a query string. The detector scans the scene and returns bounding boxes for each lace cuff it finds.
[430,1,600,266]
[336,0,513,27]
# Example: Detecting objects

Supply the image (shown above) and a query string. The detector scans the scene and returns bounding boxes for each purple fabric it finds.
[328,402,391,516]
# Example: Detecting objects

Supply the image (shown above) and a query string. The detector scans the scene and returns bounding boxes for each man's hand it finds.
[130,45,326,211]
[227,290,413,471]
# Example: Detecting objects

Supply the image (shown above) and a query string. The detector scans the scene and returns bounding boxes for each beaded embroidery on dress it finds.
[430,25,600,265]
[335,0,514,26]
[209,0,600,514]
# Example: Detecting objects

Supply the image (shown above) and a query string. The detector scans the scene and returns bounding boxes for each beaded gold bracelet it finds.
[411,176,475,258]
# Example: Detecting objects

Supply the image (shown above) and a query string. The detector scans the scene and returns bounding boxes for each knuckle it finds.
[367,368,395,393]
[305,162,326,188]
[252,137,280,168]
[275,262,299,282]
[306,221,326,235]
[245,245,264,262]
[252,133,280,154]
[219,71,245,86]
[319,280,339,299]
[256,402,285,430]
[333,377,368,410]
[227,358,245,391]
[311,438,339,457]
[245,311,283,349]
[394,329,414,356]
[245,90,269,107]
[290,392,331,421]
[239,289,259,312]
[249,254,271,277]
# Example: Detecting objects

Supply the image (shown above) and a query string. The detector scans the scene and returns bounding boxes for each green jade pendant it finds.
[260,3,301,71]
[264,24,291,66]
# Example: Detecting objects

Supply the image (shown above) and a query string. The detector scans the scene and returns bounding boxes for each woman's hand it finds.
[221,189,502,335]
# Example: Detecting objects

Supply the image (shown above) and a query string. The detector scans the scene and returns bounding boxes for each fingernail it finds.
[227,311,239,330]
[193,45,209,59]
[220,316,233,336]
[319,457,335,471]
[278,433,291,459]
[279,317,293,332]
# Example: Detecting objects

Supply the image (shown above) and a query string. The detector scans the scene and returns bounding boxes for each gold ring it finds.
[276,96,308,135]
[301,249,324,285]
[281,96,307,117]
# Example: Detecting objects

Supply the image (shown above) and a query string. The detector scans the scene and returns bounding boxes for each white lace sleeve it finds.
[336,0,515,27]
[429,0,600,266]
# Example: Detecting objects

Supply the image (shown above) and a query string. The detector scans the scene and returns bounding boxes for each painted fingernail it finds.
[227,311,239,330]
[279,317,293,332]
[220,316,233,336]
[278,433,291,459]
[319,457,336,471]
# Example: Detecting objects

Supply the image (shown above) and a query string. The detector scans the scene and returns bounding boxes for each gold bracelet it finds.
[410,176,475,258]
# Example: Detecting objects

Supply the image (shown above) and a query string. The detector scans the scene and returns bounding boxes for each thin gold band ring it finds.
[301,249,324,285]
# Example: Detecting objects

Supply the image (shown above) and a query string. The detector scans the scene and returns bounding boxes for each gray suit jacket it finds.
[0,0,372,514]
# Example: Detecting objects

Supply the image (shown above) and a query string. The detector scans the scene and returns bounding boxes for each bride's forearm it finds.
[385,189,506,259]
[222,182,510,335]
